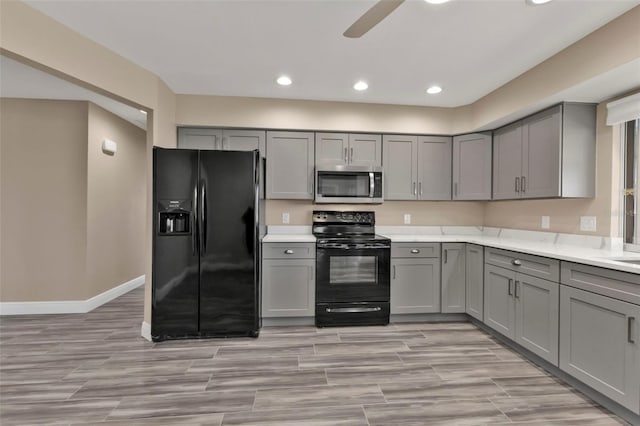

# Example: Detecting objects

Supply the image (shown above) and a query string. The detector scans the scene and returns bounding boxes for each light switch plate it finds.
[541,216,550,229]
[580,216,596,232]
[404,214,411,225]
[282,212,290,224]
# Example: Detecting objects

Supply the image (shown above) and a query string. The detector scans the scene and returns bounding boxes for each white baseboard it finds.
[140,321,152,341]
[0,275,145,315]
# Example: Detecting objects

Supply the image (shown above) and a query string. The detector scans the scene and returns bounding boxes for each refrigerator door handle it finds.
[192,184,198,255]
[200,180,207,255]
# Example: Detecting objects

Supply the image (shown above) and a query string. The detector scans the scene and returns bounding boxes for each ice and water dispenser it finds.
[158,200,191,235]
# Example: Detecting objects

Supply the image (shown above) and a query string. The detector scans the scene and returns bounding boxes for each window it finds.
[623,118,639,251]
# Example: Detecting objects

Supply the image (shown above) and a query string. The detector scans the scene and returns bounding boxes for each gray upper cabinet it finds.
[178,128,265,157]
[492,103,596,200]
[266,131,314,199]
[178,127,222,150]
[453,133,492,200]
[383,134,451,201]
[560,285,640,413]
[315,133,381,167]
[465,244,484,321]
[441,243,466,313]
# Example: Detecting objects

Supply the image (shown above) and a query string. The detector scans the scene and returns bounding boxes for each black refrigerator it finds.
[152,147,262,341]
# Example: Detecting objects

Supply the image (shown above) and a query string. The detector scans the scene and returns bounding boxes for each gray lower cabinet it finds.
[441,243,466,313]
[484,250,560,365]
[465,244,484,321]
[560,285,640,413]
[178,128,266,157]
[266,131,314,199]
[262,243,315,317]
[391,243,441,314]
[452,133,492,200]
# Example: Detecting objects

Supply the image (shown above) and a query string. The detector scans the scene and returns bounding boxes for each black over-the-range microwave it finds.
[315,165,383,204]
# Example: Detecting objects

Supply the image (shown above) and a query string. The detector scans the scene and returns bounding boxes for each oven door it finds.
[316,243,390,303]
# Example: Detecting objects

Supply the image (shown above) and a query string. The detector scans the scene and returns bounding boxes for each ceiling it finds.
[21,0,640,108]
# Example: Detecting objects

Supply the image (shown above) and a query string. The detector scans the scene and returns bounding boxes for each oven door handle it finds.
[369,172,375,198]
[326,306,382,313]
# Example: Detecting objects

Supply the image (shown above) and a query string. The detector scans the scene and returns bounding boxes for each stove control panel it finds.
[313,210,375,225]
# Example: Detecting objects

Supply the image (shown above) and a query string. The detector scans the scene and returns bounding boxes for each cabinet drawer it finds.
[392,243,440,258]
[263,242,315,259]
[561,262,640,306]
[485,247,559,282]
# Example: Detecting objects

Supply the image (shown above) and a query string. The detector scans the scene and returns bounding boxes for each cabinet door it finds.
[560,285,640,413]
[266,131,314,199]
[522,106,562,198]
[492,123,522,200]
[349,133,382,167]
[262,259,315,317]
[441,243,466,313]
[315,133,349,166]
[453,133,492,200]
[484,265,516,339]
[222,129,265,157]
[465,244,484,321]
[417,136,452,200]
[391,258,440,314]
[177,127,222,150]
[515,275,559,365]
[383,135,418,200]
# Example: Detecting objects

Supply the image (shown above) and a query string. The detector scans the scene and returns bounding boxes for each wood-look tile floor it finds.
[0,287,629,425]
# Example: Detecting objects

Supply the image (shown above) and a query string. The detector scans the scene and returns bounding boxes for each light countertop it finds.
[262,226,640,275]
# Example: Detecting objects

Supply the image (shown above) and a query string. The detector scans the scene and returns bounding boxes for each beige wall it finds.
[1,99,89,301]
[87,103,146,298]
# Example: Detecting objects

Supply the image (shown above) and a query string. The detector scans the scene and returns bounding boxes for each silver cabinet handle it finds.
[444,249,448,263]
[344,147,348,163]
[521,176,526,193]
[350,147,354,162]
[508,279,513,296]
[512,259,522,266]
[411,249,420,254]
[284,249,294,254]
[393,265,396,279]
[454,182,458,197]
[419,182,422,196]
[515,177,520,193]
[514,280,520,299]
[413,182,417,196]
[629,317,636,344]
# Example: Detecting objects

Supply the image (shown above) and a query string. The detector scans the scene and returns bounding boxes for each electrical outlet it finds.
[580,216,596,232]
[282,212,290,224]
[404,214,411,225]
[541,216,550,229]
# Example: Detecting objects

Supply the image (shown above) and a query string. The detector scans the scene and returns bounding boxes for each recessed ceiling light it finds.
[276,76,292,86]
[353,81,368,91]
[426,85,442,94]
[424,0,450,4]
[525,0,552,5]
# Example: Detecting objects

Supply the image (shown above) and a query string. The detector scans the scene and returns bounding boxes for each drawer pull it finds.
[411,249,420,254]
[512,259,522,266]
[284,249,294,254]
[629,317,636,344]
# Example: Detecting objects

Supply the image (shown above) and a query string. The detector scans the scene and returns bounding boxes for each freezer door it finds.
[152,148,200,340]
[199,150,259,335]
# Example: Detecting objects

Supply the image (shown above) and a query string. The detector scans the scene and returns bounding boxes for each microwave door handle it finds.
[369,172,375,198]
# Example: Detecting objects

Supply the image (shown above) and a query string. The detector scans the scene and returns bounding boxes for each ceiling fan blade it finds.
[343,0,405,38]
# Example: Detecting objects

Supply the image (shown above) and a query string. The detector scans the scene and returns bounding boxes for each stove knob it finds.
[355,213,361,221]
